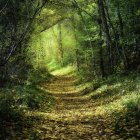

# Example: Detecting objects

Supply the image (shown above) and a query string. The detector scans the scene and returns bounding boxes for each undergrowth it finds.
[87,72,140,139]
[0,67,55,139]
[0,85,55,121]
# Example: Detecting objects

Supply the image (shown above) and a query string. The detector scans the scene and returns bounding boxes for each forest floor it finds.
[26,73,114,140]
[39,74,101,139]
[22,71,140,139]
[1,67,140,140]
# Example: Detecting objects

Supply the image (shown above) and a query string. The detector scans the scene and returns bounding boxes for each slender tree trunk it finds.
[99,21,106,77]
[116,1,128,68]
[71,16,80,71]
[104,0,121,60]
[98,0,113,74]
[73,0,94,64]
[99,45,105,77]
[75,49,80,71]
[58,23,64,66]
[117,2,124,37]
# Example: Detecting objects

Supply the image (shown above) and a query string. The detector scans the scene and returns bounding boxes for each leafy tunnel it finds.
[0,0,140,139]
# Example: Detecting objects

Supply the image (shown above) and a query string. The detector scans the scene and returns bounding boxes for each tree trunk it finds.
[104,0,121,61]
[75,49,80,71]
[116,1,128,68]
[58,23,64,66]
[73,0,94,65]
[98,0,113,74]
[71,16,80,71]
[99,21,106,77]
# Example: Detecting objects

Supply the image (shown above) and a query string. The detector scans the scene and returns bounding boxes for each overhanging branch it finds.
[39,18,66,33]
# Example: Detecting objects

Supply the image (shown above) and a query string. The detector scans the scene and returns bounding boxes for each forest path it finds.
[35,74,106,140]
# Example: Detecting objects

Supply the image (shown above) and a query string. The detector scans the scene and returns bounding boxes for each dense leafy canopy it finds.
[0,0,140,139]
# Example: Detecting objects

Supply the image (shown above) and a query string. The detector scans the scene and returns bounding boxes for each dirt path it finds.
[2,73,139,139]
[36,75,108,140]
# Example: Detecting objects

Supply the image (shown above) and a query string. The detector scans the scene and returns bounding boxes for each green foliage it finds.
[90,73,138,100]
[14,85,55,110]
[0,91,22,121]
[80,73,140,139]
[27,68,51,85]
[0,85,55,121]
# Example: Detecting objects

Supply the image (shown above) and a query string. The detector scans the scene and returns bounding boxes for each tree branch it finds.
[0,0,9,14]
[0,0,49,66]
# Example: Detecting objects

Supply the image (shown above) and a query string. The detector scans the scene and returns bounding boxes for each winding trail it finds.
[37,74,108,140]
[3,72,139,139]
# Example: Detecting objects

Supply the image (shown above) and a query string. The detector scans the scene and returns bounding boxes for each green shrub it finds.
[15,85,55,110]
[0,91,22,121]
[27,67,51,85]
[0,85,55,121]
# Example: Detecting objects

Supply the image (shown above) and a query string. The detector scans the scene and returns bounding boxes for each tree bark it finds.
[116,1,128,68]
[58,23,64,66]
[98,0,113,74]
